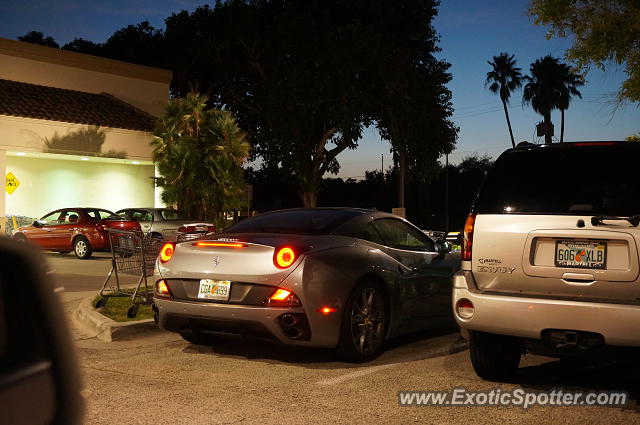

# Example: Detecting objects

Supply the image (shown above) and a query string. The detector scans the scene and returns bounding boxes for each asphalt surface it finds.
[47,252,640,425]
[46,251,145,291]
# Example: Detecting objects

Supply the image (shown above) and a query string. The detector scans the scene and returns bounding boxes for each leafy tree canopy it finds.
[18,31,59,48]
[529,0,640,102]
[163,0,456,206]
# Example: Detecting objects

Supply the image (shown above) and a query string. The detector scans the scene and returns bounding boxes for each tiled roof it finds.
[0,78,156,132]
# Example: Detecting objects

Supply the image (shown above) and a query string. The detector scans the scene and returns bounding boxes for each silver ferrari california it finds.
[153,208,460,361]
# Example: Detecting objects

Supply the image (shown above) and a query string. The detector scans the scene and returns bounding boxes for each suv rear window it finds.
[476,144,640,216]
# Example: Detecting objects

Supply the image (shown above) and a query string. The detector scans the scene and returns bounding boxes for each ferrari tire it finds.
[338,280,388,363]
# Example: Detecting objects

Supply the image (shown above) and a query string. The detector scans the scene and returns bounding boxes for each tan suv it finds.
[452,141,640,381]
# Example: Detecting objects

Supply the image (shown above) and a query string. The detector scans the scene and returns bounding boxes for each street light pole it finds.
[445,153,449,234]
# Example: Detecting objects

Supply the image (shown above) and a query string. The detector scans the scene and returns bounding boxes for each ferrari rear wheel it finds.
[338,280,387,362]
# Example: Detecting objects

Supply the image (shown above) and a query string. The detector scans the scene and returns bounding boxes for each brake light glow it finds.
[317,307,337,315]
[156,279,172,297]
[461,214,476,261]
[159,242,175,263]
[274,247,296,269]
[194,241,245,248]
[270,288,291,300]
[264,288,301,307]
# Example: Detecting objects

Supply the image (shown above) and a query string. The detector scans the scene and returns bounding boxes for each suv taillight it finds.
[461,214,476,261]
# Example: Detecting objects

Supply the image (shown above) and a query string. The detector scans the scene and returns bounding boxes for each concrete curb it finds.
[74,295,159,342]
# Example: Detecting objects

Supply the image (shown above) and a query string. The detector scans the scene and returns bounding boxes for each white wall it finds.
[5,156,155,219]
[0,115,154,161]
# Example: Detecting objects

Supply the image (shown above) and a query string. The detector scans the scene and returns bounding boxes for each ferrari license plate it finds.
[555,240,607,269]
[198,279,231,300]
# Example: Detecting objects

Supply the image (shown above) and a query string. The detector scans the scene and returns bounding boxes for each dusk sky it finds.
[1,0,638,178]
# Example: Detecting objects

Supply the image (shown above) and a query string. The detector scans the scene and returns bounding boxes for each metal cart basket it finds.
[95,228,164,318]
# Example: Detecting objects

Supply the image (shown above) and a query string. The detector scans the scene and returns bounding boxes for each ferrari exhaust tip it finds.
[281,314,297,327]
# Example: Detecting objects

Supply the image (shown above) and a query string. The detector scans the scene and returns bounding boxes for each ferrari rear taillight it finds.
[461,214,476,261]
[274,247,296,269]
[156,279,172,298]
[159,242,175,263]
[264,288,301,307]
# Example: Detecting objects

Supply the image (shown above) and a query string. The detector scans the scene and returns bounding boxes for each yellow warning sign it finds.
[6,172,20,195]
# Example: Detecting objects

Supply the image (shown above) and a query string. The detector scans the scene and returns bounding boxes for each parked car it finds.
[453,141,640,381]
[154,208,460,362]
[116,208,215,241]
[13,207,141,259]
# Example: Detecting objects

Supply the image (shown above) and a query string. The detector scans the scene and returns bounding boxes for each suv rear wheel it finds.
[469,331,522,381]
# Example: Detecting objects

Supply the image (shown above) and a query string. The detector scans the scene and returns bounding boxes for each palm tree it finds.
[152,92,251,224]
[523,55,565,144]
[557,64,584,142]
[486,53,522,148]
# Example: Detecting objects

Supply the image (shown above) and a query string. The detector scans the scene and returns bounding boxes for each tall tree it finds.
[18,31,59,48]
[62,38,103,56]
[557,63,584,142]
[523,56,565,144]
[162,0,455,207]
[101,21,165,68]
[485,53,523,148]
[372,1,457,209]
[529,0,640,102]
[152,93,250,223]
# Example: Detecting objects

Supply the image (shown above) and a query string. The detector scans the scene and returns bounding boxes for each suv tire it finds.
[469,331,522,381]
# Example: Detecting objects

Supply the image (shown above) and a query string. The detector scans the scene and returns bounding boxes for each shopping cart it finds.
[95,229,164,318]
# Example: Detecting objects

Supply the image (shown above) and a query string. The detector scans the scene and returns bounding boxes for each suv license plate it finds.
[554,240,607,269]
[198,279,231,300]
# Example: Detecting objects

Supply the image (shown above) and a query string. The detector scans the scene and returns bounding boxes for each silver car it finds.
[154,208,460,362]
[116,208,215,241]
[453,141,640,380]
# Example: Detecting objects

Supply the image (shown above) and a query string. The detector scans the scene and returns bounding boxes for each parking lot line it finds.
[317,335,467,386]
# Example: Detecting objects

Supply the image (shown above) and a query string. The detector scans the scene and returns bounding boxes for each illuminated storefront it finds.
[0,38,171,230]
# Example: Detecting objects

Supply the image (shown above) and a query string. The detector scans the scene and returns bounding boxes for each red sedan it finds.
[13,208,141,259]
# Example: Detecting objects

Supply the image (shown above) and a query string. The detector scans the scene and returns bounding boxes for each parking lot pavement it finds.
[45,251,143,292]
[48,255,640,424]
[75,330,639,425]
